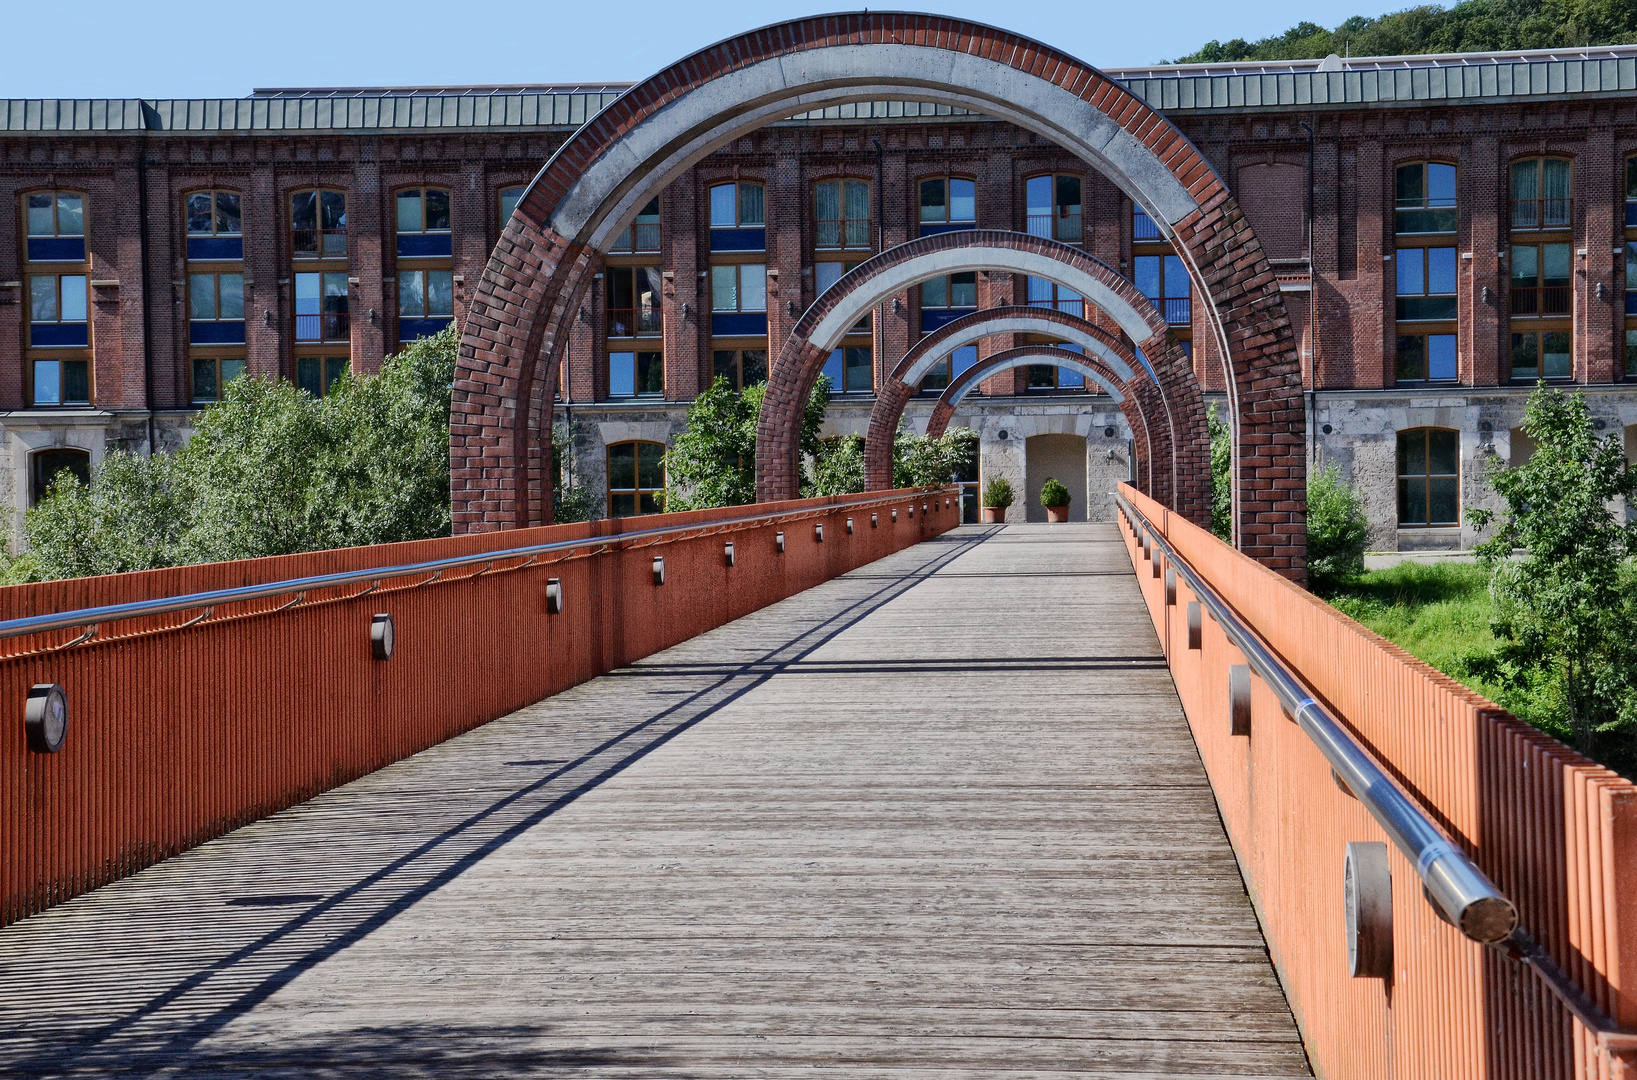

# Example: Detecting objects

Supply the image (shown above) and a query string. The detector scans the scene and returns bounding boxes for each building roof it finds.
[6,43,1637,134]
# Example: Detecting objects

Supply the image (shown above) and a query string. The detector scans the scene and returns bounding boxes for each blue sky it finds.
[8,1,1376,99]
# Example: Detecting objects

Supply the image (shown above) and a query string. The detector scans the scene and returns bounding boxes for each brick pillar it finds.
[1466,136,1503,387]
[0,176,21,409]
[350,163,387,374]
[1580,127,1619,383]
[1356,140,1388,389]
[663,173,703,401]
[92,168,138,409]
[877,139,910,388]
[140,162,179,411]
[246,166,283,381]
[454,159,491,334]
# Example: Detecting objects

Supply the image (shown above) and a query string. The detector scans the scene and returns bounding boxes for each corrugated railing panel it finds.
[1117,482,1636,1080]
[0,490,957,929]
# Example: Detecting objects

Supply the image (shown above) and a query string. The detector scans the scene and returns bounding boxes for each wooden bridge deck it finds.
[0,523,1309,1078]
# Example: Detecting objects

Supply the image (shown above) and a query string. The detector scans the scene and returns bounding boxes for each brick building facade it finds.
[6,46,1637,548]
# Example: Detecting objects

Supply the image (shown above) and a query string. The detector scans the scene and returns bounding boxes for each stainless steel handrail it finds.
[0,489,953,643]
[1114,491,1518,944]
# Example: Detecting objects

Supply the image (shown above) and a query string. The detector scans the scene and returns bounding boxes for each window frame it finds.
[191,356,247,404]
[1132,254,1192,326]
[1393,161,1458,235]
[1025,276,1084,319]
[709,263,767,314]
[1024,173,1083,244]
[1394,245,1460,322]
[1396,427,1461,527]
[712,349,768,393]
[605,264,663,338]
[498,186,524,233]
[1509,156,1573,232]
[917,176,977,236]
[1395,332,1459,384]
[610,195,662,254]
[919,272,978,333]
[296,355,351,398]
[606,440,667,518]
[24,189,87,250]
[294,271,351,344]
[813,178,872,252]
[608,350,664,399]
[1509,328,1574,382]
[289,187,348,261]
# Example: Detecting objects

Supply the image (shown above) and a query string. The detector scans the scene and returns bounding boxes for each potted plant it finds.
[1040,478,1071,523]
[981,477,1014,524]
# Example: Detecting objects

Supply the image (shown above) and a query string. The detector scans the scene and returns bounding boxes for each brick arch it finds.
[454,12,1305,575]
[768,234,1206,522]
[917,346,1156,498]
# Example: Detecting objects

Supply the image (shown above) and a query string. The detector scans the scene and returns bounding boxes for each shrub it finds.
[1039,478,1070,508]
[893,426,977,489]
[665,376,831,509]
[982,477,1014,508]
[1306,461,1371,592]
[1208,402,1231,541]
[809,434,865,496]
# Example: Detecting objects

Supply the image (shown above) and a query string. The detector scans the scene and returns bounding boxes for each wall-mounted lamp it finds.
[264,310,274,327]
[371,613,395,661]
[892,297,903,316]
[815,524,824,542]
[846,517,854,534]
[24,683,67,754]
[652,557,666,586]
[546,578,563,614]
[724,542,735,567]
[1596,282,1609,302]
[775,531,786,553]
[1481,286,1492,304]
[368,307,380,327]
[577,306,588,324]
[681,302,691,319]
[787,299,800,318]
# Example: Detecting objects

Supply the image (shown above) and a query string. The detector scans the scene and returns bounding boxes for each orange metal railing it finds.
[0,489,958,929]
[1117,482,1637,1080]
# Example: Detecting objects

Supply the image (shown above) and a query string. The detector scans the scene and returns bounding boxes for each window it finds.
[1510,243,1571,318]
[28,274,89,348]
[1511,158,1572,231]
[1627,158,1637,228]
[711,264,765,312]
[919,272,977,332]
[1626,329,1637,378]
[188,273,246,344]
[607,440,665,517]
[1511,330,1572,381]
[1025,174,1082,243]
[920,344,979,393]
[185,190,243,260]
[1134,255,1190,324]
[1397,428,1460,526]
[399,269,454,340]
[291,189,347,258]
[814,180,870,250]
[192,357,245,403]
[713,349,766,391]
[499,186,524,228]
[607,266,662,337]
[295,272,349,342]
[611,196,661,253]
[1132,204,1162,241]
[919,177,976,235]
[31,448,90,505]
[1627,240,1637,316]
[30,357,90,405]
[1395,163,1457,234]
[822,346,874,394]
[1028,345,1086,392]
[1026,276,1083,318]
[395,189,451,258]
[609,351,663,398]
[297,356,349,398]
[25,191,86,262]
[710,183,765,251]
[1396,247,1458,321]
[1397,333,1458,382]
[815,261,870,332]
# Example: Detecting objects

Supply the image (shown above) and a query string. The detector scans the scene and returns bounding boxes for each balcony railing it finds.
[815,218,871,249]
[1395,205,1458,234]
[1510,285,1572,317]
[1027,298,1084,319]
[1132,208,1163,241]
[1510,198,1572,231]
[1163,297,1191,325]
[295,313,350,342]
[607,308,662,338]
[610,222,662,254]
[292,228,348,258]
[1026,213,1082,244]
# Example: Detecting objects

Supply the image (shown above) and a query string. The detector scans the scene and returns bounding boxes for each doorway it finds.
[1024,434,1088,522]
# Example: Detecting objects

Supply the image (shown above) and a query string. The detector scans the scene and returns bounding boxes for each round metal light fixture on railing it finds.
[846,517,854,534]
[1228,665,1251,737]
[546,578,563,614]
[25,683,68,754]
[815,524,824,542]
[652,557,666,586]
[371,613,395,661]
[775,531,786,553]
[871,513,878,528]
[1345,841,1393,979]
[724,542,735,567]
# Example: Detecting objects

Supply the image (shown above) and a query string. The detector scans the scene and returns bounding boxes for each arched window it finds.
[31,448,89,505]
[607,440,665,517]
[395,188,451,257]
[918,177,975,236]
[1397,428,1460,526]
[814,179,870,250]
[1511,157,1572,231]
[1025,174,1081,243]
[611,196,661,253]
[185,189,243,260]
[24,190,86,262]
[498,186,524,231]
[709,182,765,251]
[290,188,347,259]
[1394,162,1456,234]
[1624,158,1637,379]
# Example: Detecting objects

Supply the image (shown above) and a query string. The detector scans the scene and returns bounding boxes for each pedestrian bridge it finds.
[0,488,1632,1078]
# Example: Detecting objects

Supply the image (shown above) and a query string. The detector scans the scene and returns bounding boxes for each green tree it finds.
[1208,402,1232,542]
[809,434,866,496]
[1470,385,1637,758]
[1306,461,1372,592]
[665,376,831,510]
[16,326,458,582]
[893,426,978,490]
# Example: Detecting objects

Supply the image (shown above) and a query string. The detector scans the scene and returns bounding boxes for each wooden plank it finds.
[0,524,1309,1077]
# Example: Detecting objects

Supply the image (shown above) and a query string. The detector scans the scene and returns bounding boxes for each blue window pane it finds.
[1426,247,1458,294]
[1427,335,1458,380]
[1396,252,1425,296]
[1057,366,1084,387]
[397,233,452,259]
[949,179,975,222]
[187,236,243,261]
[1164,255,1188,299]
[27,237,85,262]
[609,352,635,397]
[710,227,764,252]
[710,185,736,228]
[1134,256,1161,300]
[189,320,247,345]
[1026,276,1054,304]
[399,317,453,341]
[33,361,61,404]
[951,345,978,378]
[822,348,844,387]
[710,312,767,337]
[31,323,89,347]
[920,308,967,333]
[1427,163,1457,206]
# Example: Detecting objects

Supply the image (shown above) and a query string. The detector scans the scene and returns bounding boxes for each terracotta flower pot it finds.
[981,506,1007,524]
[1046,505,1069,523]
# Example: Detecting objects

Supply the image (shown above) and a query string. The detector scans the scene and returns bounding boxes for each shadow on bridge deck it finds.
[0,523,1309,1078]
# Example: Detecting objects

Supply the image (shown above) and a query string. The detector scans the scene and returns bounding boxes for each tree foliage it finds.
[1306,461,1372,591]
[1175,0,1637,65]
[1208,402,1233,541]
[1469,385,1637,760]
[11,327,457,582]
[664,376,831,510]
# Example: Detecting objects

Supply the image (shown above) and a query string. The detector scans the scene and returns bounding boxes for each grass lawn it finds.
[1322,562,1633,779]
